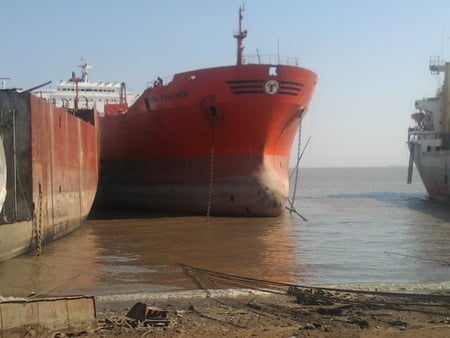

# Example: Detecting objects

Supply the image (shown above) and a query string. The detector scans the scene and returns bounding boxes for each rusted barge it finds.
[0,89,99,262]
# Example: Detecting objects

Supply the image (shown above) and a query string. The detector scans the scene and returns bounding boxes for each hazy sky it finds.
[2,0,450,168]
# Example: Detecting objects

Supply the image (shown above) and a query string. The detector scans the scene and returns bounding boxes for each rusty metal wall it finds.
[0,90,99,261]
[29,96,99,243]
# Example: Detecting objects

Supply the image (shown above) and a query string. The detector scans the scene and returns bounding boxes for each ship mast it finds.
[233,5,248,65]
[120,82,127,104]
[71,71,80,112]
[77,57,92,83]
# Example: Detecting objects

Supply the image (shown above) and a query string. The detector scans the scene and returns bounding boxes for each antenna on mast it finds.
[277,38,280,65]
[233,4,248,65]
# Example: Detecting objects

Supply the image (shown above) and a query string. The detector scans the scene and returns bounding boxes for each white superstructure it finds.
[32,58,139,114]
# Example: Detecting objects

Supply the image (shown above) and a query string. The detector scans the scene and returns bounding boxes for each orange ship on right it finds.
[100,7,318,217]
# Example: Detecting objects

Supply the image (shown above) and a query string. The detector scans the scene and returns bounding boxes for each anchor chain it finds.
[35,184,43,256]
[207,116,216,217]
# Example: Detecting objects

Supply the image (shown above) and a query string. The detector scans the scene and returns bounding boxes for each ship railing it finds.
[408,129,441,142]
[145,54,301,88]
[429,56,445,74]
[242,54,300,66]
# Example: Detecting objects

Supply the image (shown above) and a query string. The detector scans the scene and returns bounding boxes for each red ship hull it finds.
[0,91,99,261]
[100,64,317,216]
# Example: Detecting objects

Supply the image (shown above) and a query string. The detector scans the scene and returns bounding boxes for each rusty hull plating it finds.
[0,91,99,262]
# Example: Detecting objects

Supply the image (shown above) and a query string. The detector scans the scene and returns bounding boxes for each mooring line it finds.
[290,126,303,205]
[178,263,450,303]
[285,204,307,221]
[287,130,311,220]
[28,273,81,298]
[289,136,311,181]
[385,251,450,266]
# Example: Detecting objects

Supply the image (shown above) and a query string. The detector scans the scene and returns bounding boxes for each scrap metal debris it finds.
[126,302,170,327]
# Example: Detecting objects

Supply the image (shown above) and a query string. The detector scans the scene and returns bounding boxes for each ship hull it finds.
[0,91,99,262]
[100,155,288,217]
[100,64,317,217]
[410,142,450,203]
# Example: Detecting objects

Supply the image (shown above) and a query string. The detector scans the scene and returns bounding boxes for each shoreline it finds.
[6,286,445,337]
[2,268,450,337]
[96,287,450,337]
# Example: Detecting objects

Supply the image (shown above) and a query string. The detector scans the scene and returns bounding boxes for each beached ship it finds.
[407,57,450,202]
[0,88,99,262]
[99,7,318,217]
[32,58,139,114]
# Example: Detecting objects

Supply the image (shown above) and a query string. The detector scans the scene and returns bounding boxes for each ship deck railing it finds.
[242,54,300,66]
[408,129,441,142]
[146,54,303,88]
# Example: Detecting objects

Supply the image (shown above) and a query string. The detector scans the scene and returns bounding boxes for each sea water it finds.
[0,167,449,298]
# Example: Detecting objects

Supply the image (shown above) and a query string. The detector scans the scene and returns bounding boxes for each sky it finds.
[2,0,450,168]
